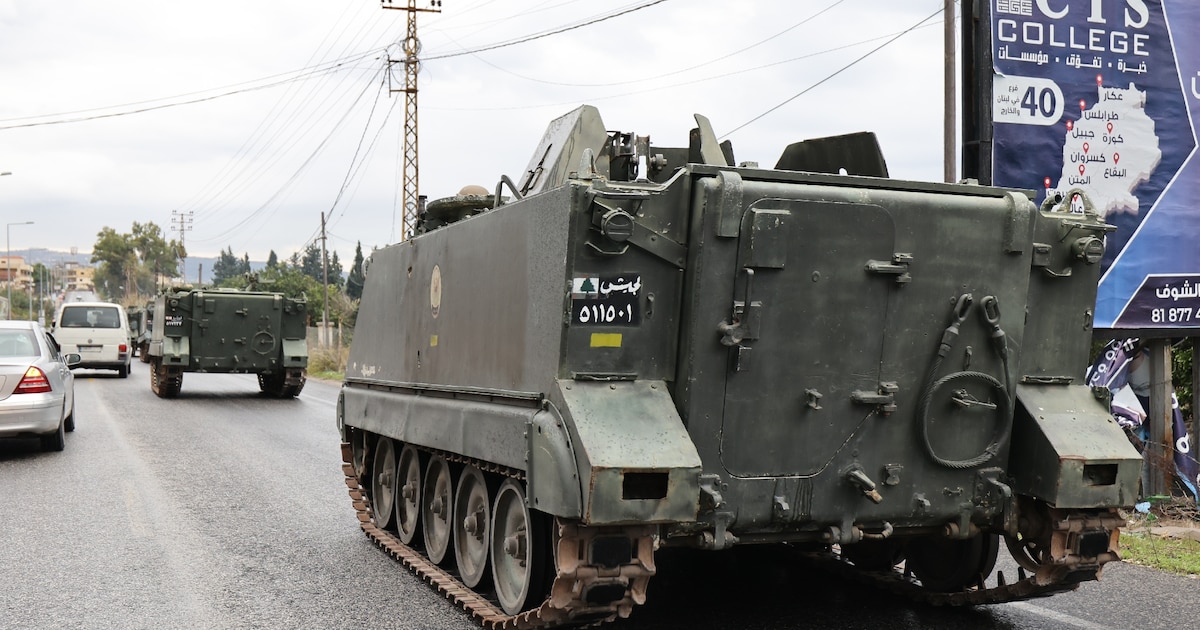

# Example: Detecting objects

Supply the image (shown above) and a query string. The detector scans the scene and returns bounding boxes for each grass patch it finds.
[307,344,348,381]
[1120,530,1200,576]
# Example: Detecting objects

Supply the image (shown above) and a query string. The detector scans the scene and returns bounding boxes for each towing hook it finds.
[953,293,974,324]
[980,295,1001,329]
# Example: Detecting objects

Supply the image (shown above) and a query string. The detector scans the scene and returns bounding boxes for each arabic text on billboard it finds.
[989,0,1200,329]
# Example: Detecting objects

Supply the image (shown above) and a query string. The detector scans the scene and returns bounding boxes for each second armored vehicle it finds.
[147,286,308,397]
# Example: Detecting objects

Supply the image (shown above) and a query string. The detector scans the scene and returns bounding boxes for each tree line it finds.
[90,221,367,326]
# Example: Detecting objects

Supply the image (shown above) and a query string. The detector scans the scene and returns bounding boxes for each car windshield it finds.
[0,330,39,357]
[60,306,122,329]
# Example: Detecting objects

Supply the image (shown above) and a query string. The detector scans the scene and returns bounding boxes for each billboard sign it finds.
[989,0,1199,329]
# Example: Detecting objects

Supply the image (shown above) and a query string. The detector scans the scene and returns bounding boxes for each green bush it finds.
[307,345,348,379]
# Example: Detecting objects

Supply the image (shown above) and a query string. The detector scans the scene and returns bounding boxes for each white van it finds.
[52,301,132,378]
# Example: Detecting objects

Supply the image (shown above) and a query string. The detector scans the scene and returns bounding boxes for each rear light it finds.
[16,366,52,394]
[119,344,128,353]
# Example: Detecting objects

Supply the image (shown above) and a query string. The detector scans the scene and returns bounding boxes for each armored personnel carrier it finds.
[134,299,155,363]
[148,286,308,398]
[338,105,1140,626]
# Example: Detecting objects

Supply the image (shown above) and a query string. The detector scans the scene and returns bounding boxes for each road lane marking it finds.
[1007,601,1111,629]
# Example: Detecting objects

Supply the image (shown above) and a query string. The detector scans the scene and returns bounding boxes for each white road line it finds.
[1007,601,1111,630]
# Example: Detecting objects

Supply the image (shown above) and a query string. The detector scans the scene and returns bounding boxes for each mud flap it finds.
[1008,384,1142,508]
[553,379,701,525]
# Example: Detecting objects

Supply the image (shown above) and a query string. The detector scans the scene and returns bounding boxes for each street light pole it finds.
[6,220,34,320]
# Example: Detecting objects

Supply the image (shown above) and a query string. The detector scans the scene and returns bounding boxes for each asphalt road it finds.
[1,361,1195,629]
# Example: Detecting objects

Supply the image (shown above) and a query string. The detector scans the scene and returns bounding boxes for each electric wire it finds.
[0,51,380,131]
[186,9,403,247]
[186,8,399,224]
[426,21,940,113]
[421,0,671,60]
[175,2,386,215]
[326,83,402,226]
[193,67,389,245]
[722,5,943,138]
[449,0,848,88]
[8,1,949,265]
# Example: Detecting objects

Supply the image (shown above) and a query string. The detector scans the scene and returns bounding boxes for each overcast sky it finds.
[0,0,953,268]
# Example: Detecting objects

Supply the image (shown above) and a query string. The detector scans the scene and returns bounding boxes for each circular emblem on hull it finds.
[430,264,442,318]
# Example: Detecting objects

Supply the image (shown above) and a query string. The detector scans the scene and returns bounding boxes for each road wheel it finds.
[842,539,903,572]
[371,438,397,530]
[281,370,306,397]
[150,357,162,396]
[422,455,454,565]
[40,419,65,452]
[258,373,285,397]
[151,358,180,398]
[491,479,551,615]
[453,466,492,588]
[395,444,422,545]
[64,403,75,433]
[118,364,129,379]
[906,534,999,592]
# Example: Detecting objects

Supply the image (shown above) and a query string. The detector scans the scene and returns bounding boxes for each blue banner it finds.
[989,1,1199,329]
[1086,338,1199,500]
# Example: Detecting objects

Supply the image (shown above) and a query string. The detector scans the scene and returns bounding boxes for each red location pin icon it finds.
[1067,120,1074,131]
[1107,122,1114,134]
[1079,164,1086,175]
[1044,177,1052,188]
[1080,99,1087,111]
[1113,153,1120,164]
[1096,74,1103,86]
[1083,142,1090,153]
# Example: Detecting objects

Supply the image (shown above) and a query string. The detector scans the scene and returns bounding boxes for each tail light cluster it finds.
[16,367,52,394]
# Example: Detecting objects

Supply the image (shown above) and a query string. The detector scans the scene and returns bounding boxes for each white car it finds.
[0,321,81,452]
[52,301,132,378]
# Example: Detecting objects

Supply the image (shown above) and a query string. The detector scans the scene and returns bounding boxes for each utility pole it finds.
[382,0,442,241]
[171,210,193,284]
[943,0,956,184]
[320,211,330,347]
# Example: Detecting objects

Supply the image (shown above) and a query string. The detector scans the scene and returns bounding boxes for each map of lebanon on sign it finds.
[1057,83,1161,219]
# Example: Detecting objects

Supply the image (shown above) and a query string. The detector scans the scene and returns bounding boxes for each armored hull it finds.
[148,287,308,398]
[338,106,1141,626]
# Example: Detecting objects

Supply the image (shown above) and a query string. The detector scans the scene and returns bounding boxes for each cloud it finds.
[0,0,953,268]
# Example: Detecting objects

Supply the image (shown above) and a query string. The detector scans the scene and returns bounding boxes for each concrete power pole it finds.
[382,0,441,242]
[320,211,329,347]
[944,0,956,184]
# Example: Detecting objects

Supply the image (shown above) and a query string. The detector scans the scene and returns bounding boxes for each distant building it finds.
[60,261,95,292]
[0,255,35,291]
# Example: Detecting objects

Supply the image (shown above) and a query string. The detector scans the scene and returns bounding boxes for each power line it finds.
[722,5,943,139]
[191,68,389,245]
[449,0,848,88]
[424,22,940,113]
[422,0,670,61]
[0,51,380,131]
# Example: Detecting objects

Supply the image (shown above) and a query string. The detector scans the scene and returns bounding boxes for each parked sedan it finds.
[0,321,81,452]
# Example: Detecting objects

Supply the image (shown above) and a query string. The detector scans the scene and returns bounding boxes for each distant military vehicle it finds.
[337,105,1140,626]
[126,306,146,358]
[133,300,155,363]
[147,285,308,398]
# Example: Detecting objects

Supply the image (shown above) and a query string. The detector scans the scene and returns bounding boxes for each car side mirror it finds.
[64,353,83,368]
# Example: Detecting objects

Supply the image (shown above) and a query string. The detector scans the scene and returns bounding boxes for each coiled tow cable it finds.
[917,294,1013,469]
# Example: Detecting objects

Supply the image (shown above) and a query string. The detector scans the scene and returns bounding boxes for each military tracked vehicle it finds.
[134,299,155,363]
[337,105,1141,627]
[148,285,308,398]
